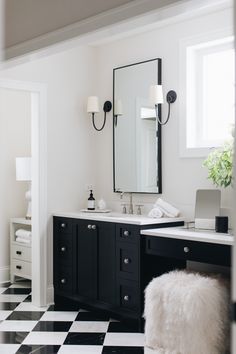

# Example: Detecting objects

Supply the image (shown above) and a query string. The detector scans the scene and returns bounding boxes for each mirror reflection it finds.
[113,58,162,193]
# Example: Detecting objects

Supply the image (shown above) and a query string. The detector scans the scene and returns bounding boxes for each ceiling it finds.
[5,0,135,48]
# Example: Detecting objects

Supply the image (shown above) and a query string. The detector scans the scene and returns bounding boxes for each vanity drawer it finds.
[54,217,73,234]
[117,278,139,311]
[116,224,139,244]
[54,234,73,266]
[54,266,73,295]
[12,244,31,262]
[117,243,139,281]
[146,236,231,267]
[12,259,31,278]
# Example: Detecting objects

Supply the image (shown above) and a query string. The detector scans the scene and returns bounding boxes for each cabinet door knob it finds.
[16,251,22,255]
[92,225,96,230]
[123,258,130,264]
[88,224,92,229]
[61,278,66,284]
[61,247,66,252]
[184,246,190,253]
[61,223,66,228]
[16,265,22,270]
[123,295,129,301]
[123,230,129,236]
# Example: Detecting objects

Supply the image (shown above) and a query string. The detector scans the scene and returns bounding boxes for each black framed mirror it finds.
[113,58,162,194]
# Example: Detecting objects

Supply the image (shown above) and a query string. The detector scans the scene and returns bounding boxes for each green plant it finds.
[203,140,234,188]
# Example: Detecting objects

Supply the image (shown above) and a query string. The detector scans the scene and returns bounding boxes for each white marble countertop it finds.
[53,211,184,226]
[141,227,234,245]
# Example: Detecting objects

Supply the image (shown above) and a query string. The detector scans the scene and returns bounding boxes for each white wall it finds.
[94,6,234,219]
[0,88,31,282]
[0,45,97,289]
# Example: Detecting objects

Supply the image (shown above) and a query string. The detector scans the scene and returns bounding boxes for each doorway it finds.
[0,79,47,307]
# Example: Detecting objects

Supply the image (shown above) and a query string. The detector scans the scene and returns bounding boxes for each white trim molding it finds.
[47,285,54,305]
[0,266,10,284]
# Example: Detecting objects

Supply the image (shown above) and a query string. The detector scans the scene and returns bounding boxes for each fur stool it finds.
[144,270,230,354]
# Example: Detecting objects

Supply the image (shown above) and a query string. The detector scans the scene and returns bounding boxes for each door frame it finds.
[0,78,47,307]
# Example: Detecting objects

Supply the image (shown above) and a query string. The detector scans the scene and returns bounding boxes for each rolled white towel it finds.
[148,207,163,218]
[16,237,31,244]
[154,198,180,218]
[15,229,32,239]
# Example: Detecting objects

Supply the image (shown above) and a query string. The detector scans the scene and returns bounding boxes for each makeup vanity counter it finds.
[142,226,232,269]
[141,227,234,245]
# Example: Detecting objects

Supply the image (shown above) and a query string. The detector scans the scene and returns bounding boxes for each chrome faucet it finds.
[120,192,133,214]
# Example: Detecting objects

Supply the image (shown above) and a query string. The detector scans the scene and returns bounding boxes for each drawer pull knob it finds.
[61,223,66,228]
[123,230,129,236]
[61,247,66,252]
[88,224,92,229]
[16,251,22,255]
[123,295,130,301]
[184,247,190,253]
[61,278,66,284]
[92,225,96,230]
[123,258,130,264]
[16,265,22,270]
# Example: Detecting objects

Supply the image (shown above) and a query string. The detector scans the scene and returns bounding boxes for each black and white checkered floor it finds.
[0,281,155,353]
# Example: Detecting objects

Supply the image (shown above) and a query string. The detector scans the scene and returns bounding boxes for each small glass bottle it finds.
[88,190,95,210]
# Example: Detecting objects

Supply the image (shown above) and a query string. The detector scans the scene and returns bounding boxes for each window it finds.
[180,35,235,157]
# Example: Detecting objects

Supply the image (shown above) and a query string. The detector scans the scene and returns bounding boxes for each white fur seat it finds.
[144,270,229,354]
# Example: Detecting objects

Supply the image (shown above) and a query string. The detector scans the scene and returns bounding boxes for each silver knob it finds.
[123,230,129,236]
[61,247,66,252]
[124,295,129,301]
[61,278,66,284]
[61,223,66,228]
[184,247,190,253]
[92,225,96,230]
[88,224,92,229]
[124,258,130,264]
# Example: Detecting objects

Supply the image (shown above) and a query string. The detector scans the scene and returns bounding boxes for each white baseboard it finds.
[47,285,54,305]
[0,266,10,284]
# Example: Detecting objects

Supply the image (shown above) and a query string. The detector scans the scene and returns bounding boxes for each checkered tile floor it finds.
[0,281,156,353]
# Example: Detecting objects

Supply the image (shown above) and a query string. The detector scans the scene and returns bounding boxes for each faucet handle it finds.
[121,203,127,214]
[135,204,144,215]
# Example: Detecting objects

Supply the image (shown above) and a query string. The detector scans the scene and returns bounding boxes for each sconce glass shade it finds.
[87,96,100,113]
[149,85,164,106]
[16,157,31,181]
[115,99,123,116]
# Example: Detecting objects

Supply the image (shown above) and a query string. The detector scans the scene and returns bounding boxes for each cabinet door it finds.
[77,221,98,300]
[98,222,116,305]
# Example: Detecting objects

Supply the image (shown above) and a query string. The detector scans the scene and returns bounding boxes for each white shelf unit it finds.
[10,218,32,283]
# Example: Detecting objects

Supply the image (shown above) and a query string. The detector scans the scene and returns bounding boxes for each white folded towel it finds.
[148,207,164,218]
[154,198,180,217]
[16,237,31,244]
[15,229,32,239]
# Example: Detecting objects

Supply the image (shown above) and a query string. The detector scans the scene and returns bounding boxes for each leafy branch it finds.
[203,140,234,188]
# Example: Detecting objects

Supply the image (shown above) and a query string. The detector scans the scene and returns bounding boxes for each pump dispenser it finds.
[88,190,95,210]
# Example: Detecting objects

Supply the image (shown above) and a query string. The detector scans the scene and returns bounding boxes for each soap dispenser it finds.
[88,190,95,210]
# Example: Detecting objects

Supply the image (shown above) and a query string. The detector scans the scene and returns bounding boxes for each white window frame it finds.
[179,29,234,158]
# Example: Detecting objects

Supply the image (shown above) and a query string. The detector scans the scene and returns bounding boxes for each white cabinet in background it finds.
[10,218,32,282]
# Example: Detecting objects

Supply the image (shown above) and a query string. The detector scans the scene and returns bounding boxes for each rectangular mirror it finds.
[113,58,162,193]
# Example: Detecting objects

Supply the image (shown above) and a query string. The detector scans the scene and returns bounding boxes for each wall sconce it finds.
[149,85,177,125]
[87,96,112,131]
[114,99,123,126]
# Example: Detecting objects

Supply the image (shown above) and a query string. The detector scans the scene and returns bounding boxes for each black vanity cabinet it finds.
[76,220,116,305]
[53,216,184,327]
